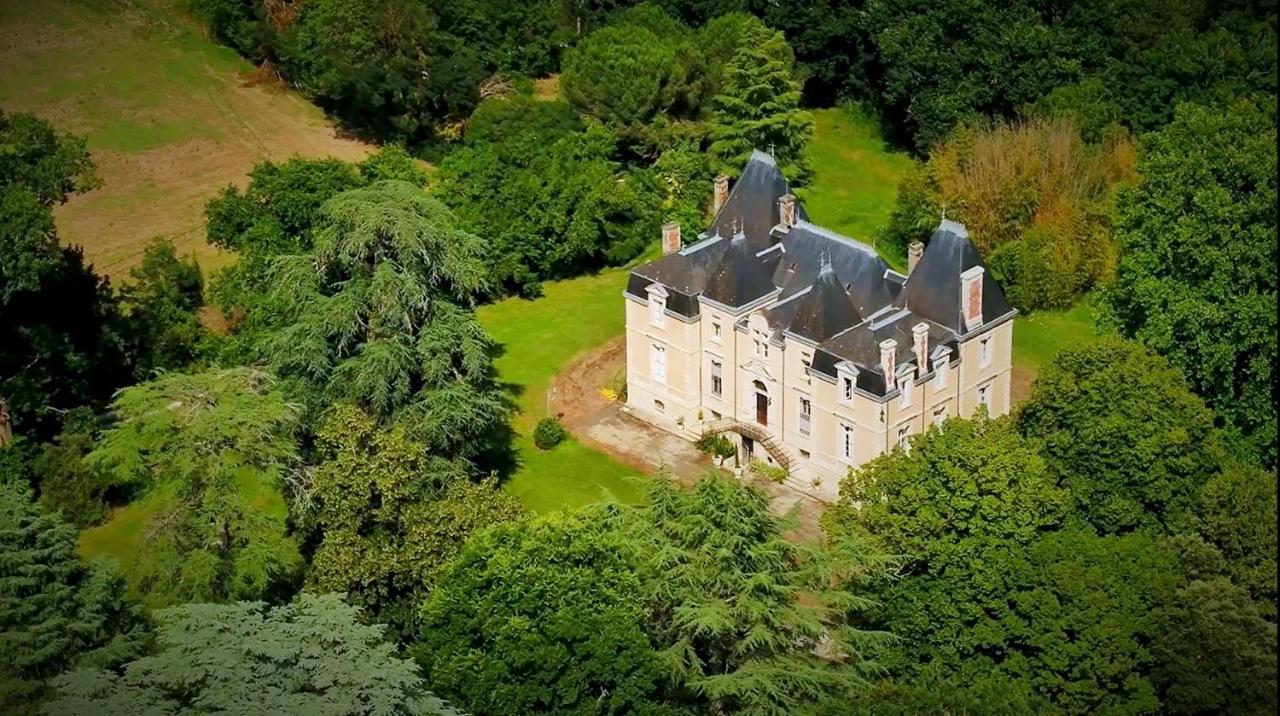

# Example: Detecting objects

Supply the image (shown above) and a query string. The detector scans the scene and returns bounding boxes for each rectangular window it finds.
[897,424,911,452]
[932,406,946,428]
[802,353,812,384]
[900,376,913,408]
[839,424,854,461]
[650,297,665,327]
[654,399,665,413]
[978,383,991,410]
[753,339,762,357]
[842,376,854,402]
[710,359,723,397]
[712,321,722,340]
[711,410,722,421]
[799,449,811,459]
[980,337,992,367]
[799,397,812,436]
[935,354,949,388]
[650,344,667,383]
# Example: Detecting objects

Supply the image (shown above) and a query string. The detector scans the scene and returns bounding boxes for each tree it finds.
[628,475,890,713]
[304,405,521,637]
[1100,98,1277,467]
[1017,338,1223,534]
[881,117,1137,310]
[0,109,99,207]
[276,0,446,142]
[823,417,1069,678]
[1,113,131,443]
[435,122,662,295]
[0,481,146,715]
[1151,577,1278,715]
[46,593,461,716]
[561,24,681,124]
[1192,461,1278,612]
[85,368,303,606]
[416,510,664,715]
[707,26,813,181]
[31,407,113,527]
[233,180,508,457]
[118,238,205,377]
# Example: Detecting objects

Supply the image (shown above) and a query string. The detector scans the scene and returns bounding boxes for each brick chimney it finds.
[912,323,929,376]
[713,174,730,216]
[880,339,897,391]
[662,221,681,254]
[777,193,796,229]
[961,266,984,331]
[908,241,924,274]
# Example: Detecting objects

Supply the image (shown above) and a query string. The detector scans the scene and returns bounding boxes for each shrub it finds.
[695,433,736,462]
[748,457,788,484]
[533,417,567,450]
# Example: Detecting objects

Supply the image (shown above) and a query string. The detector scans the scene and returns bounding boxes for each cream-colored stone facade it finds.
[624,291,1013,501]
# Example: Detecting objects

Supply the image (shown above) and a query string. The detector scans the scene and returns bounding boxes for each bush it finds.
[533,417,567,450]
[748,457,788,484]
[695,433,736,463]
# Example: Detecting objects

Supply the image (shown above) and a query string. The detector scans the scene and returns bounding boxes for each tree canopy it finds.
[85,368,303,606]
[304,405,521,637]
[47,593,461,716]
[1101,98,1278,468]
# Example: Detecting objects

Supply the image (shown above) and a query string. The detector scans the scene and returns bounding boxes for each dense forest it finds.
[2,0,1276,714]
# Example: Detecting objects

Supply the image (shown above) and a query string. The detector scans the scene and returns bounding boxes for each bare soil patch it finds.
[549,335,625,427]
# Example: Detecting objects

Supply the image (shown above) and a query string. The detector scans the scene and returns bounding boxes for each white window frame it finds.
[801,353,813,385]
[977,382,992,411]
[710,359,723,397]
[650,343,667,384]
[654,399,665,413]
[839,423,854,463]
[980,336,992,368]
[932,405,947,429]
[933,348,951,388]
[711,321,722,341]
[896,424,911,452]
[646,284,668,328]
[898,368,914,409]
[798,396,812,436]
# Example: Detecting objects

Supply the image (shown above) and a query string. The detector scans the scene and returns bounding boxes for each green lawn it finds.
[1012,297,1104,376]
[478,268,648,513]
[799,105,917,269]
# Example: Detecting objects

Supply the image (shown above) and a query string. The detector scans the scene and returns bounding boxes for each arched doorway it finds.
[752,379,768,426]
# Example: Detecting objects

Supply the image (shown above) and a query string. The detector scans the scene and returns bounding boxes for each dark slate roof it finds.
[900,219,1013,333]
[709,151,807,250]
[778,263,863,342]
[628,152,1013,395]
[702,233,778,307]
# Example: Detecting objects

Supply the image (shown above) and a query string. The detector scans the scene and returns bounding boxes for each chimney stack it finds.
[961,266,984,331]
[912,323,929,377]
[908,241,924,274]
[880,339,897,391]
[713,174,730,216]
[778,193,796,229]
[662,221,681,255]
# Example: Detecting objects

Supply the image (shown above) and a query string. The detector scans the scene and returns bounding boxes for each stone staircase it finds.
[703,418,809,490]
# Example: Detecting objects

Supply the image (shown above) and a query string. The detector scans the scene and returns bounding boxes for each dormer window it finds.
[645,284,669,328]
[898,366,915,409]
[932,346,953,388]
[712,321,722,341]
[836,361,858,404]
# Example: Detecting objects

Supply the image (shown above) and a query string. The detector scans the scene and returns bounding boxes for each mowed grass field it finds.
[478,267,649,513]
[800,105,917,269]
[0,0,368,277]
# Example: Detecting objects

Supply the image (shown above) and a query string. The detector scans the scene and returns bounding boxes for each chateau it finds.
[623,151,1016,501]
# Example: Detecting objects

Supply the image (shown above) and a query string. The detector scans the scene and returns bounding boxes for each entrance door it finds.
[755,391,768,426]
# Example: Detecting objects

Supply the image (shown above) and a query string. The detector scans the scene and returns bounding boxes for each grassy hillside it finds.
[799,105,917,269]
[0,0,367,276]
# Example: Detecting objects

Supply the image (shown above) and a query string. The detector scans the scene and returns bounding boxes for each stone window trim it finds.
[645,283,669,328]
